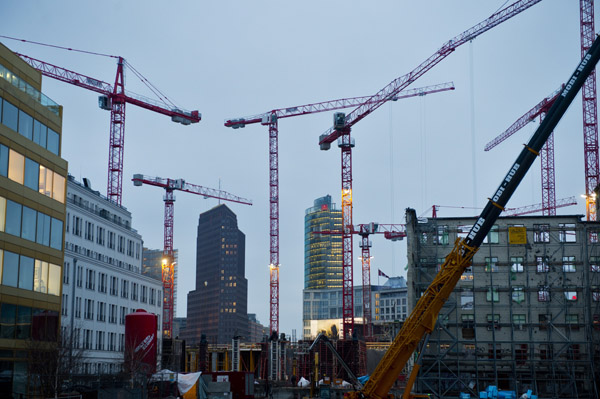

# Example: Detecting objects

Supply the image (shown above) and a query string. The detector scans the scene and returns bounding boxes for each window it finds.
[76,265,83,288]
[2,99,18,132]
[559,223,576,243]
[36,213,51,246]
[536,256,549,273]
[141,285,148,303]
[86,269,95,290]
[562,256,576,272]
[49,218,63,250]
[120,306,127,325]
[85,221,94,241]
[564,290,578,301]
[61,294,68,316]
[591,256,600,272]
[0,144,7,176]
[24,158,39,191]
[510,256,524,273]
[486,314,500,330]
[486,287,499,302]
[110,276,118,296]
[47,128,59,155]
[565,314,579,326]
[34,260,49,293]
[121,280,129,299]
[108,231,115,249]
[97,227,105,246]
[538,286,550,302]
[5,200,22,236]
[84,299,94,320]
[21,205,36,241]
[460,266,473,281]
[461,289,473,309]
[33,119,47,148]
[150,288,155,305]
[97,302,106,322]
[18,110,33,139]
[63,262,70,284]
[533,224,550,243]
[512,286,525,303]
[485,257,498,272]
[98,273,107,293]
[7,149,24,184]
[75,297,81,318]
[118,236,125,254]
[483,224,499,244]
[593,287,600,302]
[512,314,526,325]
[109,304,117,324]
[131,282,138,301]
[434,225,449,245]
[127,239,134,256]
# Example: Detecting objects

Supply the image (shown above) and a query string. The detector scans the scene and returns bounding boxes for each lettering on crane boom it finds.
[467,217,485,240]
[562,53,592,98]
[492,163,520,202]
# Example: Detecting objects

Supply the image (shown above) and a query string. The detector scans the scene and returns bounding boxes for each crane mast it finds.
[225,83,454,337]
[355,32,600,399]
[132,174,252,338]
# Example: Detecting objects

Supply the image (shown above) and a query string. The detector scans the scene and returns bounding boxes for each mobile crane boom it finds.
[354,34,600,399]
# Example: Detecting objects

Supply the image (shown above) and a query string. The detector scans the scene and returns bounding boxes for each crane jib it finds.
[464,35,600,249]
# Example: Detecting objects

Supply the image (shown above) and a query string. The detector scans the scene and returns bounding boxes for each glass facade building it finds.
[304,195,342,289]
[0,42,67,397]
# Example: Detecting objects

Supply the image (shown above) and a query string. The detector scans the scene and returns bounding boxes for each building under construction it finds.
[405,208,600,398]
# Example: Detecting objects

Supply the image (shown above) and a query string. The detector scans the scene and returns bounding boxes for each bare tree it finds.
[122,334,155,389]
[26,326,86,398]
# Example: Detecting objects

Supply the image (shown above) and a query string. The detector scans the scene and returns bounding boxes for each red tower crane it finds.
[430,196,578,218]
[579,0,598,221]
[16,53,201,206]
[132,174,252,338]
[224,83,455,336]
[485,86,562,215]
[318,0,542,339]
[314,223,406,340]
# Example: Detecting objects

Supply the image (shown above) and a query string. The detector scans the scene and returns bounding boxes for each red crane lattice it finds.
[132,174,252,338]
[225,83,454,337]
[17,53,201,206]
[318,0,542,339]
[485,86,562,215]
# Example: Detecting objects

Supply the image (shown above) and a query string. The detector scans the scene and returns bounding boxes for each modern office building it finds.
[304,195,343,289]
[405,208,599,398]
[302,279,408,340]
[0,42,67,397]
[62,176,163,374]
[184,204,248,345]
[143,247,178,316]
[247,313,268,343]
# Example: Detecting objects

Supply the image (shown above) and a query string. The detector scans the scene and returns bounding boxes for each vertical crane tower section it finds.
[225,83,455,335]
[132,174,252,338]
[580,0,598,220]
[16,53,201,206]
[319,0,542,339]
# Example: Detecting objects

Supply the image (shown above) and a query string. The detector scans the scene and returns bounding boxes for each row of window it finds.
[73,266,160,305]
[65,243,140,273]
[0,63,60,116]
[457,286,590,307]
[0,196,64,250]
[423,223,581,245]
[78,328,125,352]
[0,250,61,295]
[0,143,65,203]
[460,312,582,328]
[0,94,60,155]
[68,214,141,259]
[0,303,58,340]
[431,255,597,275]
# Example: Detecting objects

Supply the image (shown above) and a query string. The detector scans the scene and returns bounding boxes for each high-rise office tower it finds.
[304,195,343,289]
[184,204,248,345]
[0,42,67,397]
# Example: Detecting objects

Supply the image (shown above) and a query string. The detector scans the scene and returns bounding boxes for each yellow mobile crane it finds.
[347,35,600,399]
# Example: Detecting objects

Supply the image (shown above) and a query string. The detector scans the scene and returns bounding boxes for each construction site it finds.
[1,1,600,399]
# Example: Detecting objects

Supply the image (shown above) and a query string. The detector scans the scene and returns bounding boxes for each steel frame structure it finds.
[132,174,251,337]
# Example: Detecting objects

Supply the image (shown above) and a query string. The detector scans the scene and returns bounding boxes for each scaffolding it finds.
[405,209,599,398]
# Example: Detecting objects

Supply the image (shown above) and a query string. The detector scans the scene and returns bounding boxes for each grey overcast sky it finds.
[2,0,596,337]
